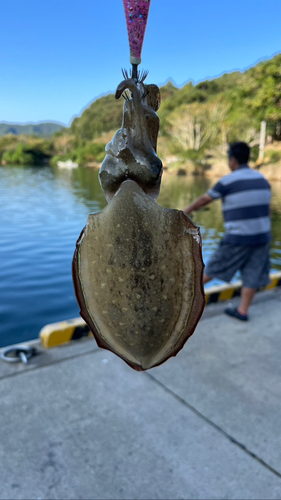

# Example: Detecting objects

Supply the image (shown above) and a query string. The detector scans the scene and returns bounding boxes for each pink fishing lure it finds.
[122,0,151,64]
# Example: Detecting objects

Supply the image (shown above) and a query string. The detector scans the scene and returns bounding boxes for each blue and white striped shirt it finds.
[207,165,271,245]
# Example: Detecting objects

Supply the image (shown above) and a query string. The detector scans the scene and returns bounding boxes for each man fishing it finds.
[183,142,272,321]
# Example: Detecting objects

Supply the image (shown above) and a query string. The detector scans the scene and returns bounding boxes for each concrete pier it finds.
[0,288,281,499]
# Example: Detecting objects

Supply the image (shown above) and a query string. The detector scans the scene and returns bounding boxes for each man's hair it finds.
[227,142,250,164]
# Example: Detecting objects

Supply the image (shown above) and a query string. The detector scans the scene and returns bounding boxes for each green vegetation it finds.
[0,135,54,166]
[265,149,281,163]
[156,55,281,171]
[70,94,124,140]
[1,54,281,169]
[50,141,105,166]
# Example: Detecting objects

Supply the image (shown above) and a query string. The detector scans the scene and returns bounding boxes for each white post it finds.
[258,120,266,163]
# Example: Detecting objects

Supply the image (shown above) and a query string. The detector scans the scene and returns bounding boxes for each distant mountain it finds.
[0,122,64,138]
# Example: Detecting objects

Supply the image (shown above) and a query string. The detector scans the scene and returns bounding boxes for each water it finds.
[0,165,280,348]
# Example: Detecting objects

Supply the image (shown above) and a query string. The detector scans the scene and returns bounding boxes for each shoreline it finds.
[80,158,281,183]
[2,157,281,183]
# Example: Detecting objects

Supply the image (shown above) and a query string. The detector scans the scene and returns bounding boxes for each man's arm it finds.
[183,193,214,216]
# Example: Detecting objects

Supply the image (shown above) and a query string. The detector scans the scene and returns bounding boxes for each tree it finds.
[169,99,231,155]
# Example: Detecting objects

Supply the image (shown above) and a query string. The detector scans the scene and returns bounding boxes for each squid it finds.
[72,74,205,371]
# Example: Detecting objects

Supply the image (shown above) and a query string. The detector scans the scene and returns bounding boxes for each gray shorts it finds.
[205,241,271,288]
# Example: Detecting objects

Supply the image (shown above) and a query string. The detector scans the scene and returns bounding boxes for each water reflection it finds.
[0,165,280,347]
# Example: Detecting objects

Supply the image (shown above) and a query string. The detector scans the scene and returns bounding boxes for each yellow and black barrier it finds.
[40,318,93,349]
[205,271,281,305]
[40,272,281,348]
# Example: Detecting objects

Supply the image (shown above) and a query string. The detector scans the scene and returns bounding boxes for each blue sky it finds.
[1,0,280,125]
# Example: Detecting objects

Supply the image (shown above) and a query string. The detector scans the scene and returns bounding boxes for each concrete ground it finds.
[0,288,281,500]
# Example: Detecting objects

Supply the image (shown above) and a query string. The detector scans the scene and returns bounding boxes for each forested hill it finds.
[0,122,64,137]
[69,79,180,140]
[70,54,281,140]
[1,53,281,169]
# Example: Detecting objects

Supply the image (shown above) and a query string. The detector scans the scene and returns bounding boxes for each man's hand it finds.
[183,193,213,215]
